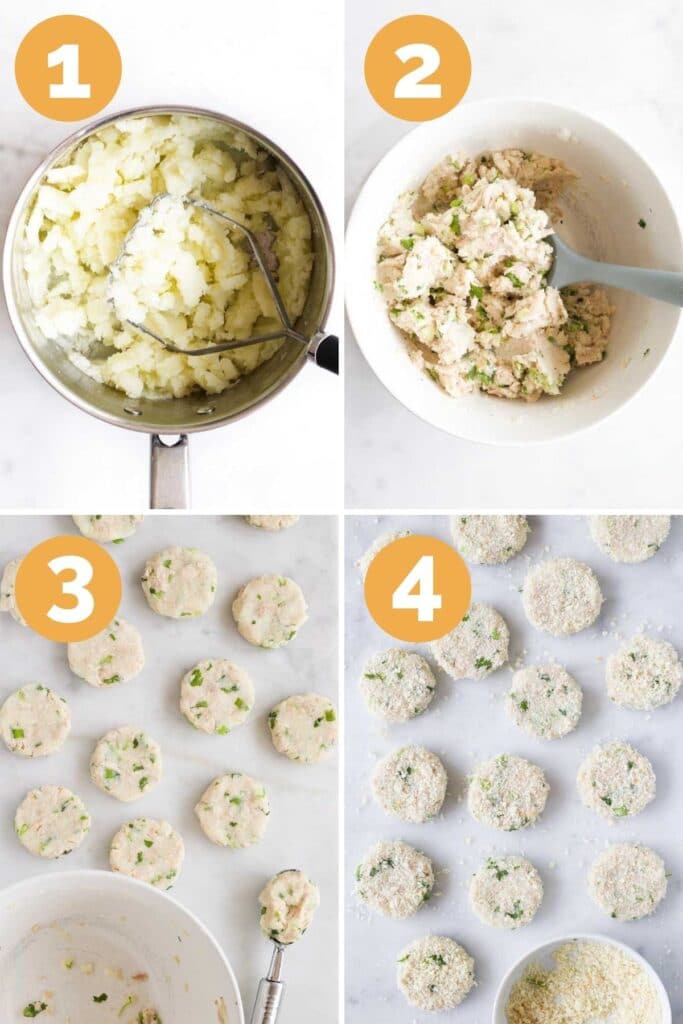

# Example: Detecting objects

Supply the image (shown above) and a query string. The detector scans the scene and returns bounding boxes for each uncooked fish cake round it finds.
[269,693,338,763]
[589,515,671,563]
[372,745,447,823]
[73,515,143,543]
[357,530,411,580]
[469,855,543,929]
[505,664,583,740]
[67,617,144,687]
[232,575,307,649]
[245,515,299,530]
[180,659,254,735]
[450,515,530,565]
[606,633,682,711]
[523,558,603,635]
[0,684,71,758]
[430,603,509,680]
[90,726,162,802]
[0,558,26,625]
[141,546,217,618]
[195,772,270,848]
[397,935,475,1012]
[577,741,655,821]
[360,648,436,722]
[588,843,667,921]
[468,754,549,831]
[15,785,90,859]
[355,839,434,918]
[259,869,320,944]
[110,818,184,890]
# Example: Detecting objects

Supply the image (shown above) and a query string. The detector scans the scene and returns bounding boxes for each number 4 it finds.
[393,556,443,622]
[48,43,91,99]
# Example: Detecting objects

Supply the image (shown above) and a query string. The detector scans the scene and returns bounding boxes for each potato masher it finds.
[111,194,339,372]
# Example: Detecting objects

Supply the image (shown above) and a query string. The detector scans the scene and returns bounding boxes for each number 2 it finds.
[48,555,95,624]
[394,43,442,99]
[392,555,443,622]
[48,43,91,99]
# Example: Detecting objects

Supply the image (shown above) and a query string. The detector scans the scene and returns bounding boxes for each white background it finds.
[345,0,683,509]
[0,515,339,1022]
[0,0,343,511]
[345,515,682,1022]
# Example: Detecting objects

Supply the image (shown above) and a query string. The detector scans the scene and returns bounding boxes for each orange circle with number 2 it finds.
[365,15,471,121]
[364,535,471,642]
[15,536,122,642]
[15,15,121,121]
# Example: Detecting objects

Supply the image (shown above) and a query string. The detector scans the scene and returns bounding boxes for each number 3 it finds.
[394,43,442,99]
[48,43,91,99]
[392,555,443,622]
[48,555,95,624]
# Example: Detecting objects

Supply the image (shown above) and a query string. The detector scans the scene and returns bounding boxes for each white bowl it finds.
[492,932,672,1023]
[345,98,682,444]
[0,870,244,1023]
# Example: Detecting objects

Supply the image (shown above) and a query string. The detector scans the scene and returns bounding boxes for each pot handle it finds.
[150,435,190,508]
[307,332,339,374]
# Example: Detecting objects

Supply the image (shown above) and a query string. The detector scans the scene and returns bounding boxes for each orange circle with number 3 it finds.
[364,535,471,642]
[364,15,471,122]
[15,15,121,121]
[15,536,122,642]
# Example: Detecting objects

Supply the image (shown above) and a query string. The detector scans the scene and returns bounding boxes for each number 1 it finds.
[48,43,91,99]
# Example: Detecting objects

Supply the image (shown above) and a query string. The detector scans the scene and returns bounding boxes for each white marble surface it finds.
[345,514,683,1022]
[0,515,339,1022]
[0,0,343,511]
[345,0,683,509]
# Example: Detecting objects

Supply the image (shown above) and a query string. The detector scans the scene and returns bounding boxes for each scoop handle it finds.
[250,978,284,1024]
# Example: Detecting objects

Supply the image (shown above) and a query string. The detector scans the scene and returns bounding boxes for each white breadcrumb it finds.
[397,934,475,1011]
[588,843,667,921]
[506,664,582,740]
[372,745,447,823]
[606,633,682,711]
[356,530,411,580]
[469,855,543,929]
[589,515,671,563]
[577,741,655,821]
[506,940,662,1024]
[468,754,549,831]
[360,649,436,722]
[355,839,434,918]
[523,558,603,635]
[450,515,530,564]
[430,602,509,680]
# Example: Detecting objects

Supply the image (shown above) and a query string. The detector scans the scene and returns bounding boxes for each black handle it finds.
[311,334,339,374]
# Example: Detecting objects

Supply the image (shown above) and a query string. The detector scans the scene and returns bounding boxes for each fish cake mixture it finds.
[180,658,254,735]
[110,817,184,890]
[195,771,270,848]
[0,684,71,758]
[268,693,338,763]
[259,869,320,943]
[72,514,143,543]
[377,149,613,401]
[15,785,90,859]
[232,574,307,648]
[141,546,217,618]
[90,725,162,801]
[67,617,145,687]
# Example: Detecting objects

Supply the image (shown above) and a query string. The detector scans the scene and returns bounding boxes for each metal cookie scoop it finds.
[548,233,683,306]
[250,941,287,1024]
[111,194,338,371]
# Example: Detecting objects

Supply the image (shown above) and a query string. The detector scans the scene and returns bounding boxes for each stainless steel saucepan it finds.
[2,104,338,508]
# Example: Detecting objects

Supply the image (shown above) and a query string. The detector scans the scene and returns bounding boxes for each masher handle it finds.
[308,333,339,374]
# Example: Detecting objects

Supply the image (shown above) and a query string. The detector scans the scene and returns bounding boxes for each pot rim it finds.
[2,103,336,435]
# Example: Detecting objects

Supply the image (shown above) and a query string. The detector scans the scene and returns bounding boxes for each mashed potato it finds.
[22,114,314,399]
[377,150,614,401]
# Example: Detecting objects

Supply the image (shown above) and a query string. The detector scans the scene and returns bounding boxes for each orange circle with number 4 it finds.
[15,15,121,121]
[15,536,122,642]
[364,15,471,122]
[364,535,471,642]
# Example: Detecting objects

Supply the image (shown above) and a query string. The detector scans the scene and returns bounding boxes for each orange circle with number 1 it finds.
[364,535,471,643]
[364,15,471,122]
[15,536,122,643]
[15,15,121,121]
